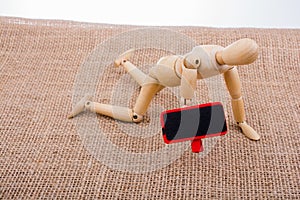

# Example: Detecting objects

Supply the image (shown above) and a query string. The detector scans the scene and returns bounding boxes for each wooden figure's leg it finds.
[133,83,165,117]
[68,82,164,123]
[120,61,147,86]
[68,49,164,122]
[90,102,134,122]
[88,82,164,122]
[114,49,147,86]
[223,67,260,140]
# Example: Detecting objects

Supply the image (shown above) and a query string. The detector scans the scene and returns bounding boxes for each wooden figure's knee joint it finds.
[132,112,143,123]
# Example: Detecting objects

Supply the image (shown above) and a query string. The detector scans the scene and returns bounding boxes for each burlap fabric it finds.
[0,17,299,199]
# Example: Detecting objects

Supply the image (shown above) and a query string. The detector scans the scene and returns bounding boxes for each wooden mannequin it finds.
[68,38,260,140]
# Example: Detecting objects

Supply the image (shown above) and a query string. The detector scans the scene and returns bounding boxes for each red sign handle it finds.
[191,139,203,153]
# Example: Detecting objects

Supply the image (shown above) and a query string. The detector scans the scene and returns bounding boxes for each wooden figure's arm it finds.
[215,38,258,66]
[180,66,197,104]
[224,67,260,140]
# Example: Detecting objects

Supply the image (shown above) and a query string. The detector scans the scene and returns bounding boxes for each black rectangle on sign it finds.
[161,102,227,143]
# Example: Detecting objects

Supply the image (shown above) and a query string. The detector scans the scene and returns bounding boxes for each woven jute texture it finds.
[0,17,299,199]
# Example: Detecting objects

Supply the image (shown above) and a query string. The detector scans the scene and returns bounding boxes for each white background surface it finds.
[0,0,299,28]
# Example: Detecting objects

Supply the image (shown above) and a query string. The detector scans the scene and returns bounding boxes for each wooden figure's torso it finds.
[148,45,231,88]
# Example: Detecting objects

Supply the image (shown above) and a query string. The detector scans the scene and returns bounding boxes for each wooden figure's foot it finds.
[238,122,260,140]
[68,94,92,119]
[114,49,147,86]
[114,49,135,67]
